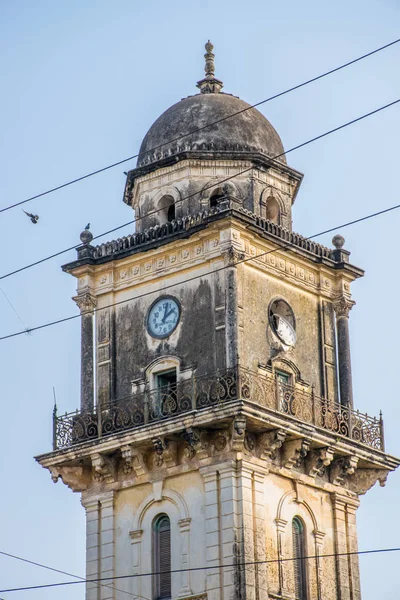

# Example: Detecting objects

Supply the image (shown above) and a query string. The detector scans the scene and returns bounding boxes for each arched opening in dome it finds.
[265,195,280,224]
[158,195,176,224]
[209,187,225,209]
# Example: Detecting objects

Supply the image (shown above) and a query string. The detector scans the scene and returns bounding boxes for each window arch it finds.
[158,195,175,224]
[209,187,225,208]
[292,517,308,600]
[153,514,171,599]
[265,194,280,224]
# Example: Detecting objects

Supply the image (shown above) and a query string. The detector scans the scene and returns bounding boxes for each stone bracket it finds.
[182,428,209,460]
[347,467,389,495]
[307,446,335,477]
[91,452,117,483]
[152,437,177,468]
[121,445,147,476]
[282,438,310,469]
[330,455,359,486]
[257,429,286,461]
[49,465,90,492]
[231,415,246,451]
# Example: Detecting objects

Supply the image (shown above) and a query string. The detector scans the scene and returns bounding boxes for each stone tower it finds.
[37,42,399,600]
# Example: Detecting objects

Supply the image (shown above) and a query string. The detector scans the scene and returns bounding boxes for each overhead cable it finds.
[0,546,399,593]
[1,95,399,285]
[0,37,399,215]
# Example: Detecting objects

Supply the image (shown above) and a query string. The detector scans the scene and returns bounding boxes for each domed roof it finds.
[137,41,286,168]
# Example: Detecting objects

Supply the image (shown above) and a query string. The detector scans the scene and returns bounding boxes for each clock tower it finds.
[37,42,399,600]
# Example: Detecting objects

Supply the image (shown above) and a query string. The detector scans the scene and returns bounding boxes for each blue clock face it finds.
[147,297,181,338]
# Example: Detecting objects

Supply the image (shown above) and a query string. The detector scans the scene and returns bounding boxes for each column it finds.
[223,247,240,370]
[74,293,97,412]
[333,297,354,408]
[82,497,100,600]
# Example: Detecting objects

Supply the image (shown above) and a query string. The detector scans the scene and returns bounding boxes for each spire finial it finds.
[197,40,223,94]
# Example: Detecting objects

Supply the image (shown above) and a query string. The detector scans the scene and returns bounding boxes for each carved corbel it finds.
[91,453,117,483]
[257,429,286,461]
[121,445,147,476]
[282,438,310,470]
[307,447,335,477]
[152,438,177,468]
[347,468,389,495]
[330,455,359,486]
[231,415,246,451]
[49,465,90,492]
[182,428,209,460]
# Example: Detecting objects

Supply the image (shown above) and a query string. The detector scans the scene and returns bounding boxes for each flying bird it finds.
[22,209,39,224]
[85,223,90,230]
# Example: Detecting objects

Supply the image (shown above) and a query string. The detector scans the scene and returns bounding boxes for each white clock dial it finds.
[274,314,296,347]
[147,297,180,339]
[269,299,296,347]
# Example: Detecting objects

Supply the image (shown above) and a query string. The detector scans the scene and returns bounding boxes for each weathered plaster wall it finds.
[238,263,327,396]
[96,267,227,401]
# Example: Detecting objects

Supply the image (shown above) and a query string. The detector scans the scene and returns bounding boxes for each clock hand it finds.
[162,305,168,323]
[164,308,175,321]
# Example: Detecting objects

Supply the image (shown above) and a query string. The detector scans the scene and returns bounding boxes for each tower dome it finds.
[137,41,286,168]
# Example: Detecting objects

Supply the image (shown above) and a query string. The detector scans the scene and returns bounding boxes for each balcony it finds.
[53,367,384,452]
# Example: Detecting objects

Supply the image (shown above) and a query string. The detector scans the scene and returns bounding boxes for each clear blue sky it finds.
[0,1,399,598]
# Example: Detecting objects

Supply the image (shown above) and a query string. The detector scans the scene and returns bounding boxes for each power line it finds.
[0,550,148,600]
[0,546,398,593]
[1,94,399,285]
[0,97,399,342]
[1,37,399,216]
[1,180,400,343]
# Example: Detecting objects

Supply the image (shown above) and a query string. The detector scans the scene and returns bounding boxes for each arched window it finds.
[158,195,175,224]
[153,514,171,599]
[265,195,280,224]
[209,187,225,208]
[292,517,308,600]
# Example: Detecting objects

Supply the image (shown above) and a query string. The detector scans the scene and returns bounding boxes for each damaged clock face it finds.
[269,299,296,347]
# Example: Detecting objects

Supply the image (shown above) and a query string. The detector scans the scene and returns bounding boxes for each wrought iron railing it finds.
[53,368,384,451]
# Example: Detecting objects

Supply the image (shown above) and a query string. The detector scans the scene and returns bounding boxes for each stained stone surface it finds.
[137,92,287,167]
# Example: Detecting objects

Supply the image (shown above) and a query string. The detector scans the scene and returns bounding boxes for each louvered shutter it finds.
[292,518,307,600]
[154,516,171,599]
[159,519,171,599]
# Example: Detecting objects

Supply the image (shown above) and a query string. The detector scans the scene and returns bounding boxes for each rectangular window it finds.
[156,370,177,390]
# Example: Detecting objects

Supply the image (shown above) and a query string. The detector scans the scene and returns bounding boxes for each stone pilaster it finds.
[73,293,96,412]
[83,498,100,600]
[332,494,351,600]
[178,518,193,597]
[345,501,361,600]
[100,492,115,600]
[252,471,268,600]
[200,468,222,600]
[218,463,241,599]
[129,529,143,600]
[333,297,354,408]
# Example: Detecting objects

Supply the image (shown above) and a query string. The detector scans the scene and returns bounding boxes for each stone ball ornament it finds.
[80,228,94,244]
[332,234,345,249]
